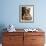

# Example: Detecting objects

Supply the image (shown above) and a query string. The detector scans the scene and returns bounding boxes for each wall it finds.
[0,0,46,29]
[0,0,46,44]
[0,0,39,29]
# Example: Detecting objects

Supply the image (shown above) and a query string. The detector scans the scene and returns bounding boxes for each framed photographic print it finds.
[19,5,34,23]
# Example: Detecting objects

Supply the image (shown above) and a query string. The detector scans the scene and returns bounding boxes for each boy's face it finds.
[25,8,30,14]
[28,8,30,13]
[25,9,28,14]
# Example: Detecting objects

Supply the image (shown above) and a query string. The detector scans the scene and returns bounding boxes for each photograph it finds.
[19,5,34,23]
